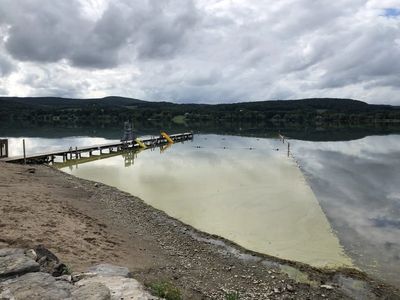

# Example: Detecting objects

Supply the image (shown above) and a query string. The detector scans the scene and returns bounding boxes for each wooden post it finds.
[287,142,290,157]
[0,140,4,157]
[23,139,26,164]
[0,139,9,158]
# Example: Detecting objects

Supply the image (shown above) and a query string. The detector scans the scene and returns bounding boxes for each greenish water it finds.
[2,132,399,287]
[59,135,352,268]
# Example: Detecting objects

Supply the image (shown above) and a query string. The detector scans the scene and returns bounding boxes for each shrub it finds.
[148,281,182,300]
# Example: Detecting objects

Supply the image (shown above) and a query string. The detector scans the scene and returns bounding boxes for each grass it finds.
[148,281,182,300]
[172,115,187,125]
[59,264,72,275]
[225,291,240,300]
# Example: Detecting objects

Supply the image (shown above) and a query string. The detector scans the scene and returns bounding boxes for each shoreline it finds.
[1,161,399,299]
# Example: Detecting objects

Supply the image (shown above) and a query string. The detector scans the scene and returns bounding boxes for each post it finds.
[5,140,8,157]
[287,142,290,157]
[23,139,26,164]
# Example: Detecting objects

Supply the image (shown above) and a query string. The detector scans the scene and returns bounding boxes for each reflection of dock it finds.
[1,132,193,164]
[122,150,139,168]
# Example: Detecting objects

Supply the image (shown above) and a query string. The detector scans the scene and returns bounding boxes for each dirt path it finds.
[0,162,398,299]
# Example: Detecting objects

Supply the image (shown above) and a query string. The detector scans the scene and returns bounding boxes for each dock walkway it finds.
[0,132,193,164]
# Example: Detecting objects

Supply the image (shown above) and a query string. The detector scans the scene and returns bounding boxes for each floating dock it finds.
[0,132,193,164]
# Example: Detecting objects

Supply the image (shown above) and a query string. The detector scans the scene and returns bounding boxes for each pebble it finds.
[286,284,295,292]
[25,249,37,261]
[321,284,334,290]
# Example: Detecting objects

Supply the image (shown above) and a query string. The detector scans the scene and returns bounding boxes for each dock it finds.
[0,132,193,164]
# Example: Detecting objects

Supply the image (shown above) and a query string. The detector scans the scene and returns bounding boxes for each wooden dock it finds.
[0,132,193,164]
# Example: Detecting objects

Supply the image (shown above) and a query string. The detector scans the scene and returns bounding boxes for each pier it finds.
[0,132,193,164]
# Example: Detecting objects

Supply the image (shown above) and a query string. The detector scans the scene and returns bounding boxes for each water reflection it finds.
[61,134,352,269]
[291,135,400,287]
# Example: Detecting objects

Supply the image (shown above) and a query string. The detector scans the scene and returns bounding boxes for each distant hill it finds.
[0,96,395,111]
[0,96,146,108]
[0,96,399,132]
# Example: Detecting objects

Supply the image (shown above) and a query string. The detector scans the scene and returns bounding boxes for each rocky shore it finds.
[0,162,399,299]
[0,246,157,299]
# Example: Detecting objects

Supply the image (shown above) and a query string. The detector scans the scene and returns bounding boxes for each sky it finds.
[0,0,400,105]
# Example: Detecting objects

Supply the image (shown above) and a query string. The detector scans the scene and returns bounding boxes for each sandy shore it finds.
[0,161,398,299]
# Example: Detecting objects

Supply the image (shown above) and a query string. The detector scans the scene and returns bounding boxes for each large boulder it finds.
[71,282,111,300]
[75,276,158,300]
[0,248,25,257]
[0,272,72,300]
[0,247,157,300]
[87,264,131,278]
[0,252,39,279]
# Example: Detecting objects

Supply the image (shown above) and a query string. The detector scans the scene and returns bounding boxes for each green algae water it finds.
[60,134,352,268]
[3,133,399,287]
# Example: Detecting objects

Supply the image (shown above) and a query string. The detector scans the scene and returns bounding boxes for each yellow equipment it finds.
[160,143,172,153]
[161,131,174,144]
[135,138,147,149]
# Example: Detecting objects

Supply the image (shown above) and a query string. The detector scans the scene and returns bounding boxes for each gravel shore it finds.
[0,162,399,299]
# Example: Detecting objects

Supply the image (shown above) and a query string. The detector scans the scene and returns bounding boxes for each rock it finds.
[56,274,72,282]
[0,272,72,299]
[286,284,295,292]
[0,253,40,278]
[0,242,9,248]
[34,245,59,264]
[321,284,334,290]
[76,276,158,300]
[71,272,98,282]
[71,282,111,300]
[87,264,131,278]
[34,245,68,276]
[0,248,25,257]
[25,249,38,261]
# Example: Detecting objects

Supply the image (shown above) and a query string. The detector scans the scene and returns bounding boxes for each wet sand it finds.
[0,162,399,299]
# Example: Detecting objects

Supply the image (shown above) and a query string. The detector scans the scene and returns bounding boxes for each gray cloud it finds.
[0,0,399,104]
[0,53,14,76]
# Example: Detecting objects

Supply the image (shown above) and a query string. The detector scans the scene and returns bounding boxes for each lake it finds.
[1,131,399,287]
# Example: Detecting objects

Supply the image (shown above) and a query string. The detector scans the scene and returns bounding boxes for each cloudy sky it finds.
[0,0,400,104]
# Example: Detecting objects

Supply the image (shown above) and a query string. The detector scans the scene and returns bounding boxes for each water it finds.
[1,132,399,287]
[290,135,400,287]
[61,135,352,268]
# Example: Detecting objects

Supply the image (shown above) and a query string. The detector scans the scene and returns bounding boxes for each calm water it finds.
[61,135,352,269]
[1,133,399,287]
[291,136,400,287]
